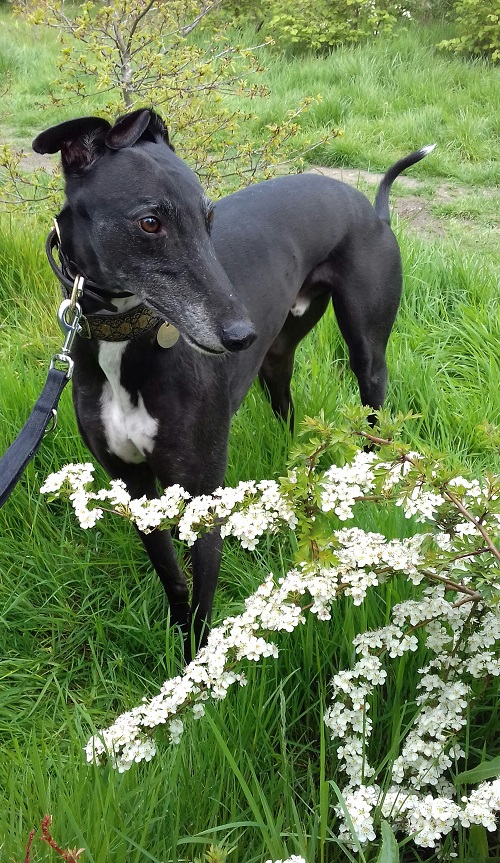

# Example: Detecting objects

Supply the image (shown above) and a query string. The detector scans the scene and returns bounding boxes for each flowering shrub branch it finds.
[41,409,500,850]
[0,144,62,210]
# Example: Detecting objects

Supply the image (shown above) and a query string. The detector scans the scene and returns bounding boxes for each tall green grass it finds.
[239,25,500,183]
[0,10,499,863]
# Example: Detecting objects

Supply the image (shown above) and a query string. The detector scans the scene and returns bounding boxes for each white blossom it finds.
[335,784,379,844]
[460,780,500,831]
[320,451,377,520]
[265,857,306,863]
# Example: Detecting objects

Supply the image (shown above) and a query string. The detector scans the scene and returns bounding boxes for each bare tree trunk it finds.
[113,20,134,109]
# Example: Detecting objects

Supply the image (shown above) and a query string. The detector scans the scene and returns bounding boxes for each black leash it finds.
[0,366,70,507]
[0,244,84,509]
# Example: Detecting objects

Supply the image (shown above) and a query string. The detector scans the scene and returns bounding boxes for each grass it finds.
[0,8,499,863]
[244,25,500,181]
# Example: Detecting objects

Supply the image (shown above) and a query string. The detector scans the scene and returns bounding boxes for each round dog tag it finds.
[157,322,180,349]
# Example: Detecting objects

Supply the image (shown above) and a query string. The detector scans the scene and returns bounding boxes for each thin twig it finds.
[443,489,500,562]
[22,828,36,863]
[420,568,482,599]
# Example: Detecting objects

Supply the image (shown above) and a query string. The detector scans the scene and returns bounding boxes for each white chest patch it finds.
[98,341,159,464]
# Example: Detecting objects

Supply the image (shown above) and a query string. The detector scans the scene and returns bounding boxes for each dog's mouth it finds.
[181,331,227,356]
[143,294,258,356]
[143,299,227,356]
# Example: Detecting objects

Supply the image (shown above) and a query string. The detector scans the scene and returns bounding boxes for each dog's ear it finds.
[105,108,152,150]
[145,111,173,150]
[106,108,174,151]
[32,117,112,174]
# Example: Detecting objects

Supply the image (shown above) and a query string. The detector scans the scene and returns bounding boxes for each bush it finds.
[400,0,454,22]
[220,0,399,52]
[438,0,500,62]
[0,1,332,210]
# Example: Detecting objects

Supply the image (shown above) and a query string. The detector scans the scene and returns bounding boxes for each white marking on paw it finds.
[98,341,158,463]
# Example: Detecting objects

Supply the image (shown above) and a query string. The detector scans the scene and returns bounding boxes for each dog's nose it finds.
[220,320,257,352]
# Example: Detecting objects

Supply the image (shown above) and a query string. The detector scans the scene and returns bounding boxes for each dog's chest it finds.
[98,341,158,464]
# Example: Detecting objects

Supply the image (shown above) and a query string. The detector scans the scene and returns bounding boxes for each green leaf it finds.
[455,756,500,785]
[467,825,490,863]
[375,821,400,863]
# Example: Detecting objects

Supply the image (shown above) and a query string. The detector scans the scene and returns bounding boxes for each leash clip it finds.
[52,298,84,379]
[49,352,75,379]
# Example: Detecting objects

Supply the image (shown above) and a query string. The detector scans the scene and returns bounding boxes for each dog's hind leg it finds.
[343,332,389,423]
[259,291,331,430]
[330,254,402,420]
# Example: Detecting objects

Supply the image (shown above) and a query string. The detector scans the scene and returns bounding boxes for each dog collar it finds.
[79,304,163,341]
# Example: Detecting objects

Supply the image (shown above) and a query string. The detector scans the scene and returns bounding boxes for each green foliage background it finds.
[219,0,500,60]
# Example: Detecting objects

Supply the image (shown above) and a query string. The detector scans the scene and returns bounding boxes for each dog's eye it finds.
[139,216,161,234]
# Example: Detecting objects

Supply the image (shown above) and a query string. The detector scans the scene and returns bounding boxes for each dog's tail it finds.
[374,144,436,225]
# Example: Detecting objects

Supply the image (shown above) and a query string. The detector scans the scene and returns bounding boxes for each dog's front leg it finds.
[80,446,192,635]
[149,393,232,662]
[121,466,191,632]
[186,530,223,661]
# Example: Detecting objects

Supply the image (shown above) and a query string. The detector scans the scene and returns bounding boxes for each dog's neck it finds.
[96,294,142,315]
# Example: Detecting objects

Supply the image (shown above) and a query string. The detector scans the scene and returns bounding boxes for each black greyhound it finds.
[33,108,433,658]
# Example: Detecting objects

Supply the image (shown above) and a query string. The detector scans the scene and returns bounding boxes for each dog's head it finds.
[33,109,256,355]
